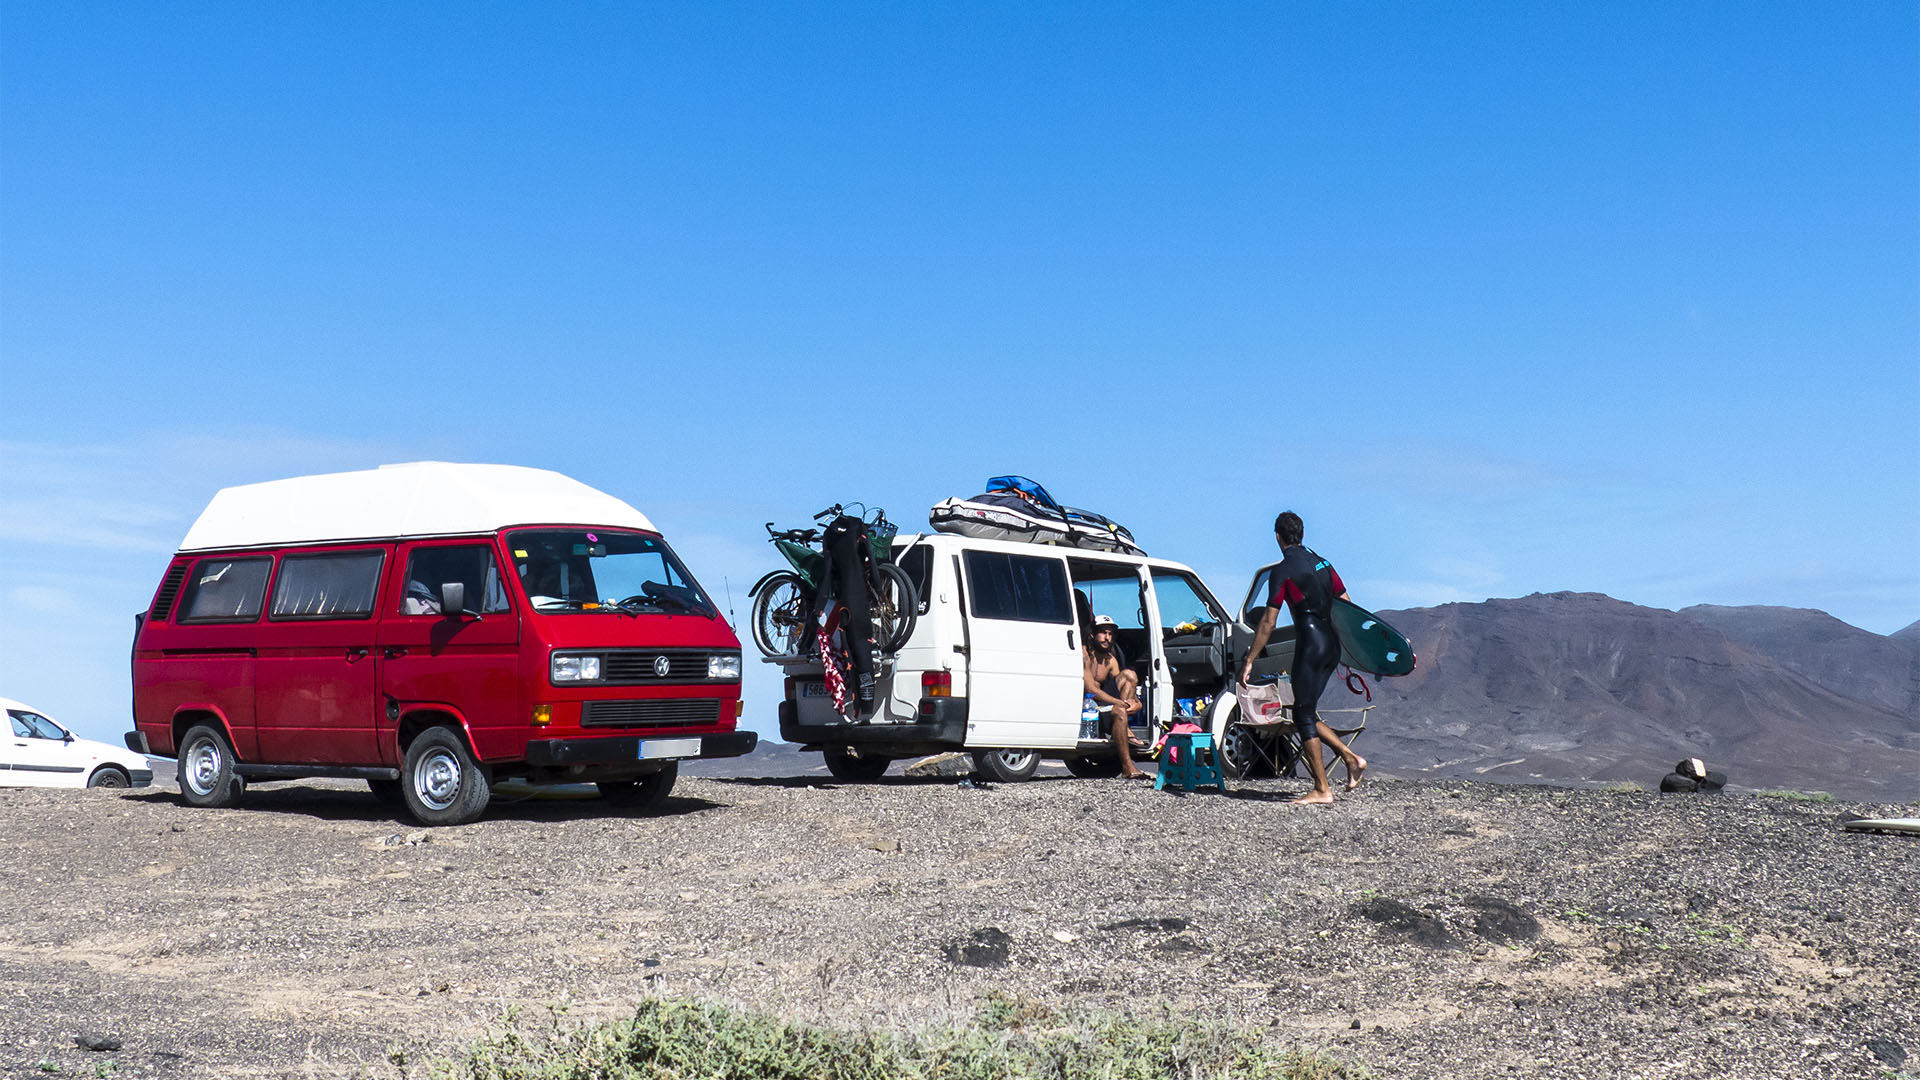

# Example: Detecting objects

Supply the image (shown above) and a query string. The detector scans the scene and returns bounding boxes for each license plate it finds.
[639,738,701,760]
[799,682,831,699]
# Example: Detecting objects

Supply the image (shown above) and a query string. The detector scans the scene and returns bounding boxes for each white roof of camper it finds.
[178,462,656,552]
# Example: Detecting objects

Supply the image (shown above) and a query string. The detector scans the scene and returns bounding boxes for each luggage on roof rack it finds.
[928,475,1144,555]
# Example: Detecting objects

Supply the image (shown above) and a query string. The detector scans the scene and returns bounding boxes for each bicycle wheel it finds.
[750,572,810,658]
[871,562,918,653]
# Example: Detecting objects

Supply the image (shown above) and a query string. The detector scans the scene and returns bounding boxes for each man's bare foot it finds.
[1121,769,1151,780]
[1345,756,1368,791]
[1289,790,1336,805]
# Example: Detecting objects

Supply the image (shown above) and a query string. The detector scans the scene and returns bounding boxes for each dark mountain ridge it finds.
[1678,602,1919,716]
[1364,592,1918,802]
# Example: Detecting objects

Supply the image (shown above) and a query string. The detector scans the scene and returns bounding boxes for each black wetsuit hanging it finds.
[1268,545,1346,745]
[819,515,876,713]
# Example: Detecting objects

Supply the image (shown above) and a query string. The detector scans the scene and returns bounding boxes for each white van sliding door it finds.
[961,549,1081,750]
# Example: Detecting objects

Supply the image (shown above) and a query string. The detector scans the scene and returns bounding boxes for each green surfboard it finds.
[1331,598,1415,677]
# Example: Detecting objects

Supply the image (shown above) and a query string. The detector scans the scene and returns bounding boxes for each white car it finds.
[3,697,154,789]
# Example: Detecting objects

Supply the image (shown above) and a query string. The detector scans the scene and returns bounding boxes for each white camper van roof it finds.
[177,462,657,552]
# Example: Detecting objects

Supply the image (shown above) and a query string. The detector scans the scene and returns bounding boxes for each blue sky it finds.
[3,2,1915,743]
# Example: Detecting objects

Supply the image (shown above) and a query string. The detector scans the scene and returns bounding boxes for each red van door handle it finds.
[346,648,370,661]
[384,647,409,659]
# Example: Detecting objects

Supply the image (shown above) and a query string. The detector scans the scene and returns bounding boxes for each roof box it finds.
[177,462,655,552]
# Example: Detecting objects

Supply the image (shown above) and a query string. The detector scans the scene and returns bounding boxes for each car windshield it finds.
[505,529,716,617]
[7,710,65,740]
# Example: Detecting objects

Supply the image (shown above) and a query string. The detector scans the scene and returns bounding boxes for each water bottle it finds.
[1080,694,1100,740]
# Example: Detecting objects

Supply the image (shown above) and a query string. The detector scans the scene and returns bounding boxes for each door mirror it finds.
[439,582,468,617]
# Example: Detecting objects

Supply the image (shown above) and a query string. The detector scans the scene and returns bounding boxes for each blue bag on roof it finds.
[985,475,1063,512]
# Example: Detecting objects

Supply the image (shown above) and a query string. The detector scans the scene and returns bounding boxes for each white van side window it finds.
[178,557,273,622]
[270,551,385,620]
[963,550,1072,624]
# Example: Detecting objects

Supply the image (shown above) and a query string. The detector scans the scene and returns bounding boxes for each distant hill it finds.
[1893,618,1920,644]
[1677,603,1919,717]
[1363,592,1918,802]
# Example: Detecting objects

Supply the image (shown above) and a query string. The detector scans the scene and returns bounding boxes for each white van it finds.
[771,532,1261,781]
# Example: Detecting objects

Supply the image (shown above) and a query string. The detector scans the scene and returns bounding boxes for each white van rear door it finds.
[959,549,1081,750]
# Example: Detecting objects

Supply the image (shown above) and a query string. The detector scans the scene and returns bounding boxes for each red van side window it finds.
[269,552,385,620]
[177,557,273,623]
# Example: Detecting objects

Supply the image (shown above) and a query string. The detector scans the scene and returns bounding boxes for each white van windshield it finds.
[505,529,715,617]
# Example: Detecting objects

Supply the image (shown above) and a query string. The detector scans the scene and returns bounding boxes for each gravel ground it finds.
[1,770,1914,1079]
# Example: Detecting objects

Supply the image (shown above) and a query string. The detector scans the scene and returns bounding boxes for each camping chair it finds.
[1228,695,1372,782]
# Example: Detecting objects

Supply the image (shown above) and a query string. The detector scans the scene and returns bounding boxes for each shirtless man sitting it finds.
[1084,615,1148,778]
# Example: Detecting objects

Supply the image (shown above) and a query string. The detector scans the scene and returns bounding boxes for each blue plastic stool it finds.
[1155,731,1228,793]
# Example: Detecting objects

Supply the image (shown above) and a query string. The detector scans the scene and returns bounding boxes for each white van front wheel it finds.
[970,748,1039,783]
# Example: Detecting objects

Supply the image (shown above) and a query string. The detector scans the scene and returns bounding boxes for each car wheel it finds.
[823,748,890,782]
[401,727,491,826]
[970,748,1039,783]
[1063,754,1122,779]
[178,723,244,808]
[87,766,131,789]
[599,763,677,811]
[367,778,405,807]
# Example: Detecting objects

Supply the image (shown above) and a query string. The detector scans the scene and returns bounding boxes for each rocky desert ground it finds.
[1,768,1914,1079]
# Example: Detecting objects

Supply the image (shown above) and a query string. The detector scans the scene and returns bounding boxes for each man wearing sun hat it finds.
[1084,614,1149,778]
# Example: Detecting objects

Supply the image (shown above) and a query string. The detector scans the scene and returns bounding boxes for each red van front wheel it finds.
[402,727,491,826]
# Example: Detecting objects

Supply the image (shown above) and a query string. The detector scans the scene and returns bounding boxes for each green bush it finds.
[435,994,1368,1080]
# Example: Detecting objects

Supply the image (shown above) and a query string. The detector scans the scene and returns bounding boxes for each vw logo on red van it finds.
[652,654,672,677]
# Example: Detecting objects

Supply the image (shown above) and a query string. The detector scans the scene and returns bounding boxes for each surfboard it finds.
[1331,598,1416,677]
[1840,817,1920,835]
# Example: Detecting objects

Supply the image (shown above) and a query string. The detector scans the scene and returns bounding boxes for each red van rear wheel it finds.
[178,724,244,808]
[402,727,491,826]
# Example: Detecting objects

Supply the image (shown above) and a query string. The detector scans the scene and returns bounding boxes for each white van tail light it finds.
[922,670,952,697]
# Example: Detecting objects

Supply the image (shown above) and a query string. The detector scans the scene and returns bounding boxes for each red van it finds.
[127,462,755,825]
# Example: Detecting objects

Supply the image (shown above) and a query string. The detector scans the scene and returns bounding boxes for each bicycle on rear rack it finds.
[748,504,919,718]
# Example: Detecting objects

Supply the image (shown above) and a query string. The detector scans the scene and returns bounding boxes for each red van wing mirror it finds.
[439,582,471,617]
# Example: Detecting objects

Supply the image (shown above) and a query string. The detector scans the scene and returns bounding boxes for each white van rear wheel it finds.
[970,749,1039,783]
[823,748,890,782]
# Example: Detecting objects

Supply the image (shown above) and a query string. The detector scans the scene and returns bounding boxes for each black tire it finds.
[823,748,890,782]
[177,723,244,808]
[1063,755,1122,779]
[87,766,131,789]
[872,562,918,653]
[971,748,1040,783]
[599,763,678,811]
[401,727,491,826]
[1220,723,1271,781]
[367,778,405,806]
[751,572,810,658]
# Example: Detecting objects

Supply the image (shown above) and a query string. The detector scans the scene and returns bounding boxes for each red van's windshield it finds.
[506,529,715,617]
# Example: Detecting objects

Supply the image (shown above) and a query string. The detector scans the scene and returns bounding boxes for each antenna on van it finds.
[723,577,736,629]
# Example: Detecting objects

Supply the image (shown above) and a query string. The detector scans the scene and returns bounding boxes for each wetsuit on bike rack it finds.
[1269,545,1345,748]
[819,514,877,715]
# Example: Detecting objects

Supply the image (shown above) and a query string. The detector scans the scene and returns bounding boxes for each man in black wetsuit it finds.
[1238,511,1367,805]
